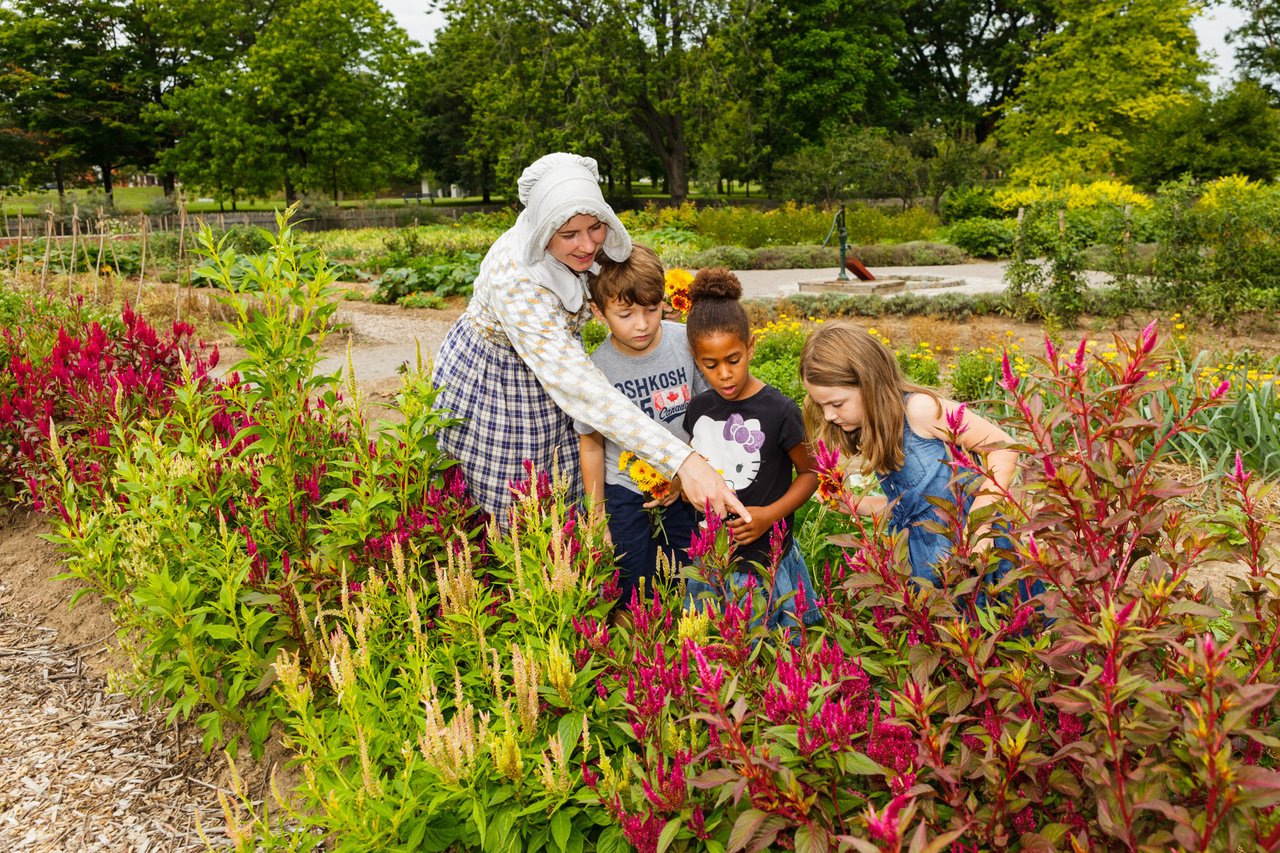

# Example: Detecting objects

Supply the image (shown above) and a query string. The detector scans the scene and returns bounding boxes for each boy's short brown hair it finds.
[589,243,665,307]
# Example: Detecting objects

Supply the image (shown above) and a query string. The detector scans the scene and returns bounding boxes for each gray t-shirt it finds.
[575,321,709,492]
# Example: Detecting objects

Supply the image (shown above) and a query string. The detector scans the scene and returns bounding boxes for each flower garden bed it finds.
[3,217,1280,851]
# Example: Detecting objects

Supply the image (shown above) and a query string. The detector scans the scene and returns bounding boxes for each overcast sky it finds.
[380,1,1246,89]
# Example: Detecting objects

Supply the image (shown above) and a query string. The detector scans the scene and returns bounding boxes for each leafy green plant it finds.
[371,266,421,303]
[399,291,447,310]
[895,342,941,386]
[1157,350,1280,479]
[946,217,1015,258]
[686,245,752,270]
[949,348,1001,402]
[236,479,624,852]
[940,185,999,223]
[34,209,480,760]
[582,318,608,354]
[372,253,482,303]
[1004,205,1088,325]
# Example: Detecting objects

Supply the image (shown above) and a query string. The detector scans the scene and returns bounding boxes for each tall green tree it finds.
[135,0,306,199]
[997,0,1208,180]
[683,0,778,192]
[408,18,498,202]
[893,0,1057,137]
[157,0,414,204]
[759,0,905,150]
[1230,0,1280,89]
[435,0,732,202]
[1128,79,1280,188]
[0,0,148,204]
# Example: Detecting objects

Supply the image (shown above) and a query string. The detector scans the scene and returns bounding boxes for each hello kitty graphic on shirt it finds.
[691,412,765,490]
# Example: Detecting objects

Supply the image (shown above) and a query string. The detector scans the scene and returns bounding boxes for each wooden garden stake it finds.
[15,211,23,272]
[39,211,53,290]
[175,192,188,321]
[135,214,148,307]
[106,214,123,280]
[94,208,106,299]
[67,204,79,297]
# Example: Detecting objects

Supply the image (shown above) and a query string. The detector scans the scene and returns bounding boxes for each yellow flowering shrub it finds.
[1197,174,1270,212]
[995,180,1152,212]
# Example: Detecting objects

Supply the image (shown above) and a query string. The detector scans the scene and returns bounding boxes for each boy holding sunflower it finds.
[576,245,706,611]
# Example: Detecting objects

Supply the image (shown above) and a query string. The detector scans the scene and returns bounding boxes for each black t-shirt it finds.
[683,383,806,569]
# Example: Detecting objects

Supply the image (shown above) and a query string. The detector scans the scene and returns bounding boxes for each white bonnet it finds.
[512,153,631,266]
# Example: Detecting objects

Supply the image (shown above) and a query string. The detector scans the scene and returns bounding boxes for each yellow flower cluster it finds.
[995,180,1152,212]
[664,268,694,314]
[1196,360,1276,395]
[752,316,807,342]
[866,327,892,347]
[546,637,574,704]
[1198,174,1268,212]
[619,450,671,500]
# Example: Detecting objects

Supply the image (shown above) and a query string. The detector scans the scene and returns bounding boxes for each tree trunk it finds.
[283,169,297,204]
[631,99,689,202]
[55,161,65,201]
[101,163,114,208]
[162,172,176,198]
[332,165,339,206]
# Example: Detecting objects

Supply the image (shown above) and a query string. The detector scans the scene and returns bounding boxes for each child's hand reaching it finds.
[726,506,775,545]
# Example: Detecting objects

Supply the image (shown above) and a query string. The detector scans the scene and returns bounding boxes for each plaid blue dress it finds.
[432,229,693,527]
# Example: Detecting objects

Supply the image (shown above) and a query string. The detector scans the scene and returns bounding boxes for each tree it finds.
[685,0,779,193]
[997,0,1208,181]
[892,0,1058,137]
[1230,0,1280,90]
[1128,79,1280,188]
[157,0,414,204]
[434,0,732,202]
[0,0,150,205]
[408,19,498,202]
[759,0,905,151]
[769,126,921,205]
[122,1,291,199]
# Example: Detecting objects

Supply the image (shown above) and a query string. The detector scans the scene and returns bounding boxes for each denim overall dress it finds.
[876,397,1030,602]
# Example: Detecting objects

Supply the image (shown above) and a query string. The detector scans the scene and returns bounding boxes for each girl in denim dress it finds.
[799,322,1020,590]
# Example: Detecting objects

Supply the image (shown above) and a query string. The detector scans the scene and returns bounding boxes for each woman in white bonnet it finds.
[433,152,749,528]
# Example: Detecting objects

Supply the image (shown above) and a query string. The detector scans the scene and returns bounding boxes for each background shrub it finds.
[748,244,840,269]
[856,241,967,266]
[946,217,1016,258]
[940,185,1000,222]
[686,245,752,269]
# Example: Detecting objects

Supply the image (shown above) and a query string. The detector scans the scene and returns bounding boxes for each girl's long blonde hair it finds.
[799,322,939,474]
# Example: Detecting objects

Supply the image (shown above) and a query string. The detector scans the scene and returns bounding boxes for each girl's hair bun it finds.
[689,267,743,302]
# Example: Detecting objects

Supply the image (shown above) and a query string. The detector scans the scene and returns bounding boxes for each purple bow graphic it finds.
[722,413,765,453]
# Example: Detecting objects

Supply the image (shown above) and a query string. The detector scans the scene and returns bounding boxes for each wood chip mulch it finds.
[0,586,234,852]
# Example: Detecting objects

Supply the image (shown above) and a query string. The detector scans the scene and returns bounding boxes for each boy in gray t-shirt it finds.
[576,245,707,612]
